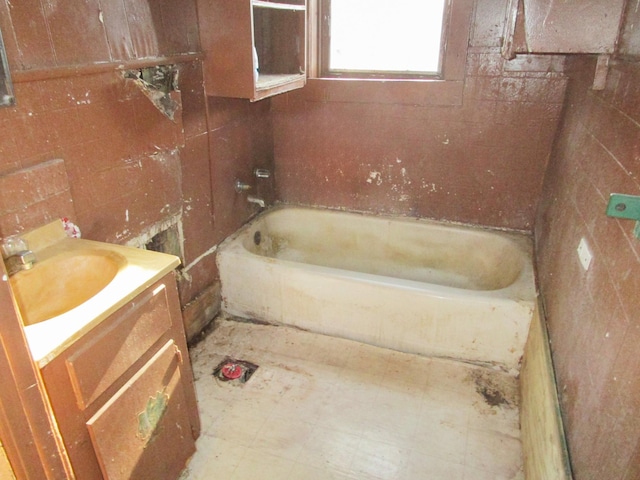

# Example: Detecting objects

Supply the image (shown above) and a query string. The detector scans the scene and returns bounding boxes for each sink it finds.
[8,219,181,367]
[10,249,127,326]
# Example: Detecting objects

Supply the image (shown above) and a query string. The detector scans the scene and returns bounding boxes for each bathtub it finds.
[217,206,536,373]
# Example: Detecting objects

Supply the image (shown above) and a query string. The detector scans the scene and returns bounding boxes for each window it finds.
[318,0,449,79]
[306,0,472,106]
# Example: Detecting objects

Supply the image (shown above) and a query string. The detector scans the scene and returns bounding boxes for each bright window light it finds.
[329,0,446,74]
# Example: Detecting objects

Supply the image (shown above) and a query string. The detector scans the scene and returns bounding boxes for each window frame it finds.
[0,27,14,107]
[317,0,450,80]
[303,0,472,107]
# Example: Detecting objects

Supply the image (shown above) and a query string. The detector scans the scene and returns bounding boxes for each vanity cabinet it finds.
[41,272,200,479]
[197,0,307,101]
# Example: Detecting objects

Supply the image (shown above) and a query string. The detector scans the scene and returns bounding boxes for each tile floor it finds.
[180,316,523,480]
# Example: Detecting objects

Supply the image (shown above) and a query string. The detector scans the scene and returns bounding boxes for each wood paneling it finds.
[520,304,572,480]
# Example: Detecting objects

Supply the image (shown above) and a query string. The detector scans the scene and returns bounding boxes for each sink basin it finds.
[10,219,181,367]
[10,249,127,326]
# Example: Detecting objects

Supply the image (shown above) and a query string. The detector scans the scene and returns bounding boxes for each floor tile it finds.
[400,451,465,480]
[181,317,523,480]
[350,436,410,479]
[296,425,363,474]
[230,449,294,480]
[289,462,358,480]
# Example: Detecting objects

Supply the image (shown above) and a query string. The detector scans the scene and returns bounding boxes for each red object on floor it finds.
[221,363,244,380]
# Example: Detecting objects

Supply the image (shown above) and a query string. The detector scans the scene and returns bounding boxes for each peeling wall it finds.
[536,55,640,479]
[272,0,567,231]
[0,0,269,337]
[0,1,638,479]
[534,2,640,477]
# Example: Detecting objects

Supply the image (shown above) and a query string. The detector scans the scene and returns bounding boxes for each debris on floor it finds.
[212,357,258,384]
[468,368,519,409]
[184,319,524,479]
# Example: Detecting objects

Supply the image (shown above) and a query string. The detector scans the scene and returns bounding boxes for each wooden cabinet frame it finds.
[41,273,199,479]
[197,0,307,101]
[0,262,72,479]
[502,0,626,57]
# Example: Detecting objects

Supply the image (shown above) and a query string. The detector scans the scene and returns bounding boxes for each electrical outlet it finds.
[577,238,593,271]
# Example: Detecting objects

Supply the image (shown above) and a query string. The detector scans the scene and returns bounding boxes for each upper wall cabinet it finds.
[197,0,307,101]
[503,0,627,57]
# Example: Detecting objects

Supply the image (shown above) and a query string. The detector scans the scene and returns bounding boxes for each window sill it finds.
[287,77,464,106]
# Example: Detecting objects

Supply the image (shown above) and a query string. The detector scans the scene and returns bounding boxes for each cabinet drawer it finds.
[66,283,173,409]
[86,340,195,480]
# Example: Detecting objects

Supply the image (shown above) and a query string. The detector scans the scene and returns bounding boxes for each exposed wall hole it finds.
[145,224,181,258]
[124,64,180,120]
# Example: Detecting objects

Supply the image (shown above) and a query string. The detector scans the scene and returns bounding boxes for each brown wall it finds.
[535,3,640,478]
[0,0,271,334]
[272,0,566,231]
[535,53,640,480]
[2,1,639,478]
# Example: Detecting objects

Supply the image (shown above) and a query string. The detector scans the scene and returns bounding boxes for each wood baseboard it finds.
[181,282,221,343]
[520,302,573,479]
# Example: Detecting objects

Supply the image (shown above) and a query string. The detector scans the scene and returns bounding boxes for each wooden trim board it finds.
[520,302,573,479]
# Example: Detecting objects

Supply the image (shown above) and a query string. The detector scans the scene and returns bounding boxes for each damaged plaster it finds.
[125,213,184,260]
[124,65,180,121]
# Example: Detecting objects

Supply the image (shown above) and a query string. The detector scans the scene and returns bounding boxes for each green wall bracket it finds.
[606,193,640,239]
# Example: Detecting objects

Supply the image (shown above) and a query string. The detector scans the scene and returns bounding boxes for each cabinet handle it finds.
[173,344,183,364]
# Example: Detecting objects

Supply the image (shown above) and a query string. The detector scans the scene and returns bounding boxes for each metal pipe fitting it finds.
[235,180,252,193]
[254,168,271,179]
[247,196,266,208]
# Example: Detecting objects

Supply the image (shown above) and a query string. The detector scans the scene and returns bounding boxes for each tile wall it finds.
[2,1,639,477]
[536,55,640,479]
[0,0,272,333]
[272,0,567,231]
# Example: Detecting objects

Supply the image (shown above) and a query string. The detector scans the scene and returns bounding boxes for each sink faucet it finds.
[2,235,36,276]
[247,196,266,208]
[5,250,36,275]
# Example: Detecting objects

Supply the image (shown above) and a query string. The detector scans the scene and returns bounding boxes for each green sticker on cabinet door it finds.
[137,390,169,441]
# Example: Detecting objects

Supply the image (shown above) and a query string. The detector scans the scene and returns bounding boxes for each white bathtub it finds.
[217,206,536,373]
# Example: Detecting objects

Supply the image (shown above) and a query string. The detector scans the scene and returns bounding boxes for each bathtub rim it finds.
[218,204,537,302]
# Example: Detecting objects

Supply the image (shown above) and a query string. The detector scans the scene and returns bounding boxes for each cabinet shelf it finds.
[252,0,305,11]
[255,73,305,99]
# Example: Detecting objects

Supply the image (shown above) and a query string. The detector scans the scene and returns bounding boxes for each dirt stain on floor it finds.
[468,369,519,409]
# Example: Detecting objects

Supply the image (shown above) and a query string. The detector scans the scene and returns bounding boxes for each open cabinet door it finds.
[0,261,73,479]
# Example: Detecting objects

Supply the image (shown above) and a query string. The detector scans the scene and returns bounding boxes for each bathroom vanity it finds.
[40,272,199,479]
[8,221,200,479]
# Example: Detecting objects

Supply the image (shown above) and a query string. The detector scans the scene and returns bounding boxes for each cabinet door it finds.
[66,283,174,410]
[86,340,195,480]
[524,0,625,53]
